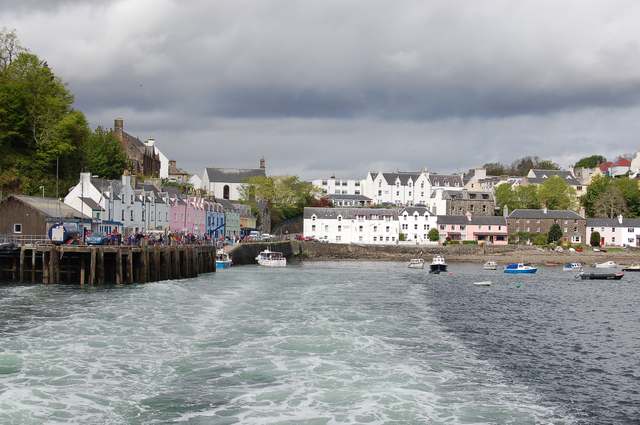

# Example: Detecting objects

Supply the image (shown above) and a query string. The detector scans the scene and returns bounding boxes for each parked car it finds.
[86,233,110,245]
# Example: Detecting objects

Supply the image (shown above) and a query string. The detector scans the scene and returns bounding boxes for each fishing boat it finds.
[504,263,537,274]
[429,255,448,274]
[407,259,425,269]
[563,262,583,272]
[255,249,287,267]
[215,250,232,270]
[577,272,624,280]
[622,264,640,272]
[483,261,497,270]
[594,261,617,269]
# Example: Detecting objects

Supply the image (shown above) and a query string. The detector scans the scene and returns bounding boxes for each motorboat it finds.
[622,264,640,272]
[594,261,617,269]
[473,281,492,286]
[483,261,497,270]
[215,250,232,270]
[577,272,624,280]
[255,249,287,267]
[504,263,538,274]
[430,255,447,274]
[407,259,425,269]
[563,263,583,272]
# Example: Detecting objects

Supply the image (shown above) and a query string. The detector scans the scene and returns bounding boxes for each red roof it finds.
[599,161,613,172]
[614,158,631,167]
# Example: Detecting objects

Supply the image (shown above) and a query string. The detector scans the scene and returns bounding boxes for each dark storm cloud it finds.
[3,0,640,176]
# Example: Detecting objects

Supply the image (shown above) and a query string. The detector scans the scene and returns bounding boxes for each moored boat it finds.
[577,272,624,280]
[622,264,640,272]
[407,258,425,269]
[255,249,287,267]
[429,255,447,274]
[473,281,492,286]
[483,261,497,270]
[504,263,537,274]
[594,261,617,269]
[216,250,232,270]
[563,262,583,272]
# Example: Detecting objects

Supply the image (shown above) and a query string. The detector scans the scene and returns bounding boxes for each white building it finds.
[201,160,266,200]
[303,207,399,244]
[312,177,365,196]
[398,206,438,244]
[362,171,464,206]
[586,216,640,247]
[144,139,170,179]
[65,173,169,234]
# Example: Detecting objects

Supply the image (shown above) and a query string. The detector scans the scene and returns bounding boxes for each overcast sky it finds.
[3,0,640,178]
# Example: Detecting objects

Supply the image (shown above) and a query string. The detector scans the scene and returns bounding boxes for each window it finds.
[359,236,363,241]
[373,236,377,241]
[130,210,134,220]
[373,226,378,232]
[341,182,347,186]
[460,225,466,231]
[13,223,22,234]
[337,225,342,232]
[629,228,635,232]
[612,237,616,243]
[336,236,341,241]
[223,185,230,200]
[121,210,125,221]
[386,226,390,232]
[355,182,360,187]
[409,191,412,196]
[414,224,418,230]
[440,225,445,230]
[396,191,400,196]
[359,225,363,232]
[96,212,100,220]
[312,225,316,231]
[378,190,382,196]
[337,215,342,222]
[386,236,390,241]
[322,180,327,185]
[482,205,487,213]
[325,225,329,231]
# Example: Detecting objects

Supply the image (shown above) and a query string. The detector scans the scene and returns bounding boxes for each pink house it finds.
[168,196,207,235]
[437,214,508,245]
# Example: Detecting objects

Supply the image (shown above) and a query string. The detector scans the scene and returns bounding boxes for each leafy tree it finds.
[581,175,611,217]
[612,177,640,217]
[533,233,548,246]
[536,159,560,170]
[590,231,601,247]
[547,223,563,243]
[594,186,628,218]
[515,185,541,209]
[483,162,507,176]
[0,28,25,71]
[538,176,576,210]
[84,127,127,179]
[575,155,606,169]
[495,184,541,211]
[495,184,517,211]
[428,228,439,242]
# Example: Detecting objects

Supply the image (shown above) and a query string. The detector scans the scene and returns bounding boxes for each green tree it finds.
[575,155,606,169]
[483,162,507,176]
[538,176,576,210]
[84,127,127,179]
[612,177,640,217]
[428,228,439,242]
[590,231,601,247]
[495,184,517,211]
[582,175,612,217]
[547,223,563,243]
[515,185,541,209]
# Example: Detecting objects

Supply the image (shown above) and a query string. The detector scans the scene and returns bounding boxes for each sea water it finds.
[0,262,638,424]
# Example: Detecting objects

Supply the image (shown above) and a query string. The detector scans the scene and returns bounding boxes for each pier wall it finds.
[0,245,216,285]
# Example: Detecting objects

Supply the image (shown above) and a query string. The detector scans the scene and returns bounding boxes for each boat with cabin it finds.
[504,263,538,274]
[483,261,497,270]
[408,259,425,269]
[429,255,447,274]
[255,249,287,267]
[215,250,232,270]
[622,264,640,272]
[563,263,583,272]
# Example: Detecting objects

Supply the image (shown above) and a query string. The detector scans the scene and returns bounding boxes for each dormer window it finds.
[311,215,316,221]
[337,215,342,222]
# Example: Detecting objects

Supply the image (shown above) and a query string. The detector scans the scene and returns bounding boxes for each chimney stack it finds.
[259,157,266,169]
[114,118,124,131]
[618,214,624,224]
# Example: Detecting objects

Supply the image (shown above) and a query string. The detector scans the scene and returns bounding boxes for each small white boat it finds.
[563,262,583,272]
[622,264,640,272]
[255,249,287,267]
[430,255,447,274]
[483,261,497,270]
[594,261,617,269]
[408,259,425,269]
[473,281,492,287]
[504,263,538,274]
[216,250,232,270]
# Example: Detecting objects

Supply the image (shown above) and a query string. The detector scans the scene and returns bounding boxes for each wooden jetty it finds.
[0,245,216,286]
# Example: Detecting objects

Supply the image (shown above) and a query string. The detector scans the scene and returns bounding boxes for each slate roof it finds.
[587,217,640,227]
[437,215,506,225]
[400,206,434,216]
[205,168,266,183]
[326,194,372,201]
[12,195,90,219]
[508,209,584,220]
[79,197,105,211]
[527,170,581,186]
[217,199,239,212]
[438,190,493,200]
[304,207,398,220]
[90,177,123,200]
[429,174,463,187]
[381,172,421,185]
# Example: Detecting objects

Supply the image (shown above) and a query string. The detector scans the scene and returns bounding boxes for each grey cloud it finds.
[3,0,640,177]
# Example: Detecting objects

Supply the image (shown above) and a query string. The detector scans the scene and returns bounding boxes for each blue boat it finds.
[504,263,537,274]
[216,250,232,270]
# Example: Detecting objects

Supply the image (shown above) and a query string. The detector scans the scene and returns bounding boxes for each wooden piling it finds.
[31,249,36,283]
[141,247,148,283]
[116,250,123,285]
[97,249,105,285]
[80,255,85,287]
[127,250,134,284]
[19,247,25,283]
[89,248,96,286]
[42,250,49,284]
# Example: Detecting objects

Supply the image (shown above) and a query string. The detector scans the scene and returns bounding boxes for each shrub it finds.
[428,228,440,242]
[532,233,548,246]
[399,233,407,242]
[590,231,601,247]
[462,240,478,245]
[448,240,460,245]
[547,224,563,243]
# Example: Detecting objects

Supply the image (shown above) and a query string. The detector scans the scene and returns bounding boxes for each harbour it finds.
[1,262,638,424]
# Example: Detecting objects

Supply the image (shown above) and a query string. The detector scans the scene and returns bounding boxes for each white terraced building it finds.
[361,171,464,206]
[303,207,400,244]
[398,206,438,244]
[312,177,364,196]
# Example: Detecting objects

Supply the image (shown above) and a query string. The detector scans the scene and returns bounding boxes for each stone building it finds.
[507,208,586,244]
[112,118,161,177]
[428,189,496,216]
